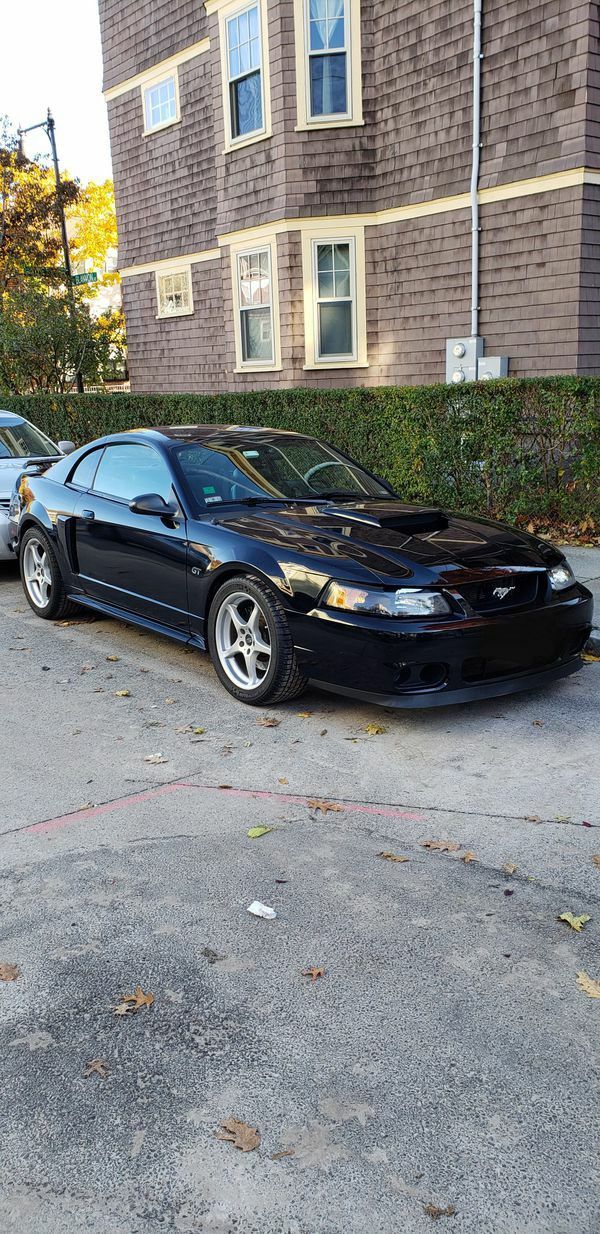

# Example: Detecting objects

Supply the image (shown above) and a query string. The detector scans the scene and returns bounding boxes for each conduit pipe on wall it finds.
[471,0,483,338]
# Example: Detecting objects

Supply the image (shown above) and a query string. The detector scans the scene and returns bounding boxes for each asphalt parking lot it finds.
[1,559,599,1234]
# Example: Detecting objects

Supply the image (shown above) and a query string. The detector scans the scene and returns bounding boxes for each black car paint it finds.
[11,425,593,707]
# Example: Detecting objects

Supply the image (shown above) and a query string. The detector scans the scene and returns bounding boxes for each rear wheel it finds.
[208,574,307,705]
[20,527,79,620]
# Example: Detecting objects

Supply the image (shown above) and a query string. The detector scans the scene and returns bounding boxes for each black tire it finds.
[207,573,308,706]
[19,526,80,621]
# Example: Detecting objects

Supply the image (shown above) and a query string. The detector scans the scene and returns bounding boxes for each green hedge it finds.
[4,377,600,532]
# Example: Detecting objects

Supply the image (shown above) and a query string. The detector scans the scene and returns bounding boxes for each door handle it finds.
[81,509,95,521]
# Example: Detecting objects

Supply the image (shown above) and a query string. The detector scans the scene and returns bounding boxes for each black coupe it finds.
[9,425,593,708]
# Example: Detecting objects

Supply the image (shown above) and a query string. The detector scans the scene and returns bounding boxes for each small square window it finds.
[156,268,193,318]
[143,73,179,134]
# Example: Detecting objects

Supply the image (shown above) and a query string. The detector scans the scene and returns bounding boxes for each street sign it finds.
[72,272,98,286]
[23,265,66,277]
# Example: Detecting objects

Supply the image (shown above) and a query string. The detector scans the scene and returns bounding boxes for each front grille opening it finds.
[393,661,448,691]
[458,573,542,615]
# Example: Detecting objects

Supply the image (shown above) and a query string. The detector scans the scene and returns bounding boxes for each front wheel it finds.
[20,527,79,620]
[207,575,307,705]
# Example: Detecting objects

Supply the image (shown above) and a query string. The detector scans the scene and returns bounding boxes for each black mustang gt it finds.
[9,424,593,708]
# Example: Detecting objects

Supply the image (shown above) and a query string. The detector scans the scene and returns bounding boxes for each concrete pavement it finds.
[1,561,599,1234]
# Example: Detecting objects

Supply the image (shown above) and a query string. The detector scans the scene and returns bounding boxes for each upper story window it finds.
[142,72,180,134]
[156,266,194,319]
[226,5,263,139]
[293,0,363,129]
[206,0,272,151]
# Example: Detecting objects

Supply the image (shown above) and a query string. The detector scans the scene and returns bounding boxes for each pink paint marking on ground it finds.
[25,780,423,836]
[179,782,424,822]
[25,783,184,834]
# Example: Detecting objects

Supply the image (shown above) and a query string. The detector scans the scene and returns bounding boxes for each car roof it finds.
[148,424,307,446]
[0,411,25,426]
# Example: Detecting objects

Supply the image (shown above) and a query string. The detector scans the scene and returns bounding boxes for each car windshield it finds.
[173,436,391,510]
[0,420,57,460]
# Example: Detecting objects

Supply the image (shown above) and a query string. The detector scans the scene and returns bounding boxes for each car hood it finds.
[0,455,60,498]
[213,500,560,583]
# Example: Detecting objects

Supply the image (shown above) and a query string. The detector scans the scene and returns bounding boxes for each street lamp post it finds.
[18,109,85,393]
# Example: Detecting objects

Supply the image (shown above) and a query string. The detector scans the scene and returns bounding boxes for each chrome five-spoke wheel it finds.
[22,537,53,609]
[214,590,272,690]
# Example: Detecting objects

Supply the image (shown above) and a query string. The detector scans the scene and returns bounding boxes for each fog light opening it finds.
[418,662,447,688]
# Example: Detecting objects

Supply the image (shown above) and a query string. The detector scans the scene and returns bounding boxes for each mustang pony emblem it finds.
[492,585,517,599]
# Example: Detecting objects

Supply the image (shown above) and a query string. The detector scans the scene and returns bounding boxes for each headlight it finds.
[548,562,575,591]
[322,581,452,617]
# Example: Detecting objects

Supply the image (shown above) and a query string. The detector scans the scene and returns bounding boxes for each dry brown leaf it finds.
[460,851,477,864]
[576,971,600,998]
[297,711,312,719]
[301,966,325,981]
[271,1149,295,1160]
[83,1059,108,1079]
[377,851,409,863]
[0,962,20,982]
[307,799,343,814]
[592,855,600,869]
[106,654,119,662]
[278,776,289,785]
[363,722,386,735]
[257,716,280,728]
[532,719,544,727]
[423,1204,456,1221]
[419,839,460,852]
[214,1116,260,1152]
[582,650,600,663]
[144,753,167,764]
[503,862,518,875]
[558,912,590,932]
[524,815,541,823]
[164,697,176,705]
[113,984,154,1015]
[114,689,131,698]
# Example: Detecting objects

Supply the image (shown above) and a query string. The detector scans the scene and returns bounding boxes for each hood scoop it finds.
[324,504,448,533]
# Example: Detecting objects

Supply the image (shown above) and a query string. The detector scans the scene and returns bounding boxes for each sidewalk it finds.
[564,545,600,650]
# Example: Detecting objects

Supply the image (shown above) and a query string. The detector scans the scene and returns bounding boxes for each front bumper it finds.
[290,586,593,708]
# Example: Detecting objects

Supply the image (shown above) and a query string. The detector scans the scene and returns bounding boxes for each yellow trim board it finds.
[120,249,220,279]
[104,38,210,101]
[120,167,598,277]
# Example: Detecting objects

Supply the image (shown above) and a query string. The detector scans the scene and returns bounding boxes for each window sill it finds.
[143,117,181,137]
[234,364,282,374]
[303,361,369,370]
[155,310,195,320]
[294,117,364,132]
[223,128,272,154]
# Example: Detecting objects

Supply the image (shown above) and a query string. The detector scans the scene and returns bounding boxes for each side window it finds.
[92,445,174,504]
[69,449,104,490]
[142,73,180,135]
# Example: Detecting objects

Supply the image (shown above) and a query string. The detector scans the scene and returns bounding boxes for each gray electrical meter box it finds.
[446,337,509,383]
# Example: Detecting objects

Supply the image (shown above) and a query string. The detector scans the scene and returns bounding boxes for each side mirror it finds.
[129,492,178,518]
[58,440,76,455]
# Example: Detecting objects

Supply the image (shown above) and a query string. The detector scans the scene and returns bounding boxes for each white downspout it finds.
[471,0,482,338]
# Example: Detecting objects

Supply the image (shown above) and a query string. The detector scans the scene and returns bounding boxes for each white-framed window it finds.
[207,0,272,152]
[293,0,363,129]
[156,265,194,318]
[142,71,180,134]
[301,225,367,368]
[231,240,281,371]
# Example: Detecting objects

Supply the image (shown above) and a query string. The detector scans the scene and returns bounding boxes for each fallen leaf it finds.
[106,654,119,662]
[532,719,544,727]
[363,723,386,735]
[113,984,154,1015]
[214,1117,260,1152]
[193,726,206,735]
[175,724,193,733]
[83,1059,108,1079]
[164,697,176,705]
[320,728,328,736]
[79,664,95,674]
[419,839,460,852]
[377,851,409,863]
[0,963,20,982]
[503,862,518,875]
[558,912,590,932]
[278,776,288,785]
[576,971,600,998]
[144,753,168,764]
[554,815,571,823]
[582,650,600,663]
[257,716,280,728]
[423,1203,456,1220]
[114,689,131,698]
[525,815,541,823]
[526,521,535,534]
[460,851,477,864]
[271,1149,295,1160]
[297,711,312,719]
[307,799,343,814]
[592,856,600,869]
[218,784,232,790]
[301,966,326,981]
[247,826,274,839]
[582,820,592,828]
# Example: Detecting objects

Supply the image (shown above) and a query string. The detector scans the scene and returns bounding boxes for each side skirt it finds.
[68,593,207,651]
